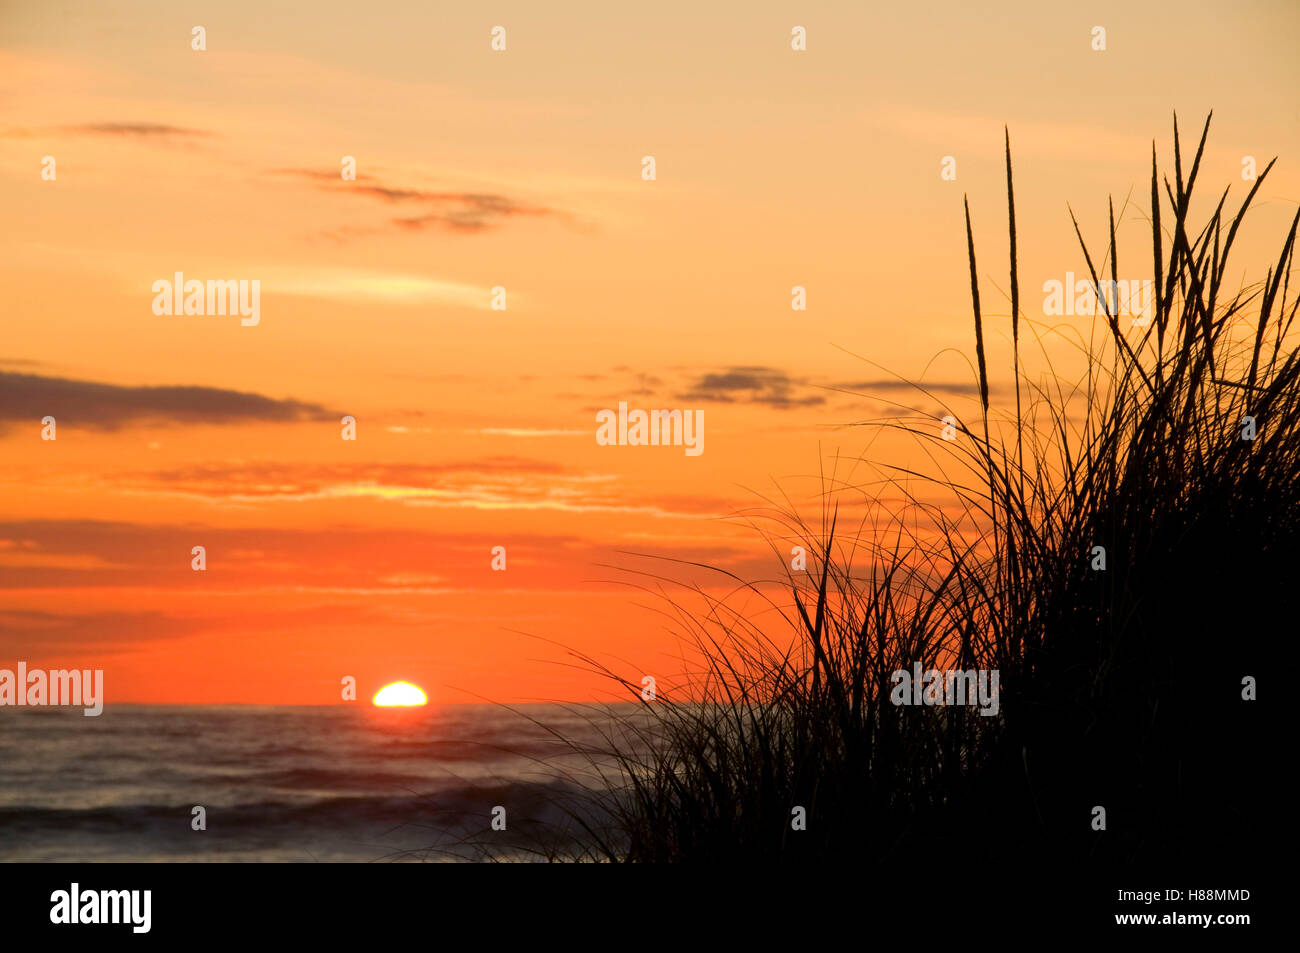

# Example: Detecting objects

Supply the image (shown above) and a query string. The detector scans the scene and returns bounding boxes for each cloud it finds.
[59,122,213,140]
[275,168,436,203]
[46,457,729,518]
[473,428,587,437]
[270,269,490,307]
[835,378,991,397]
[0,123,214,141]
[0,604,404,652]
[0,519,744,603]
[675,367,991,409]
[0,371,333,432]
[391,197,560,233]
[127,458,571,492]
[0,609,212,652]
[274,168,569,233]
[680,366,826,408]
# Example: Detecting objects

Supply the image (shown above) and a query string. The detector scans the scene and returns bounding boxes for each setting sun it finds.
[372,682,428,707]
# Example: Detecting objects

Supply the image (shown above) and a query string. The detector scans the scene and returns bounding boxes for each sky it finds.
[2,0,1297,703]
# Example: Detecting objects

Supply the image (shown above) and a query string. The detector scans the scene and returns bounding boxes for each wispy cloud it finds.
[62,122,213,139]
[473,428,587,438]
[270,269,492,307]
[78,459,727,518]
[274,168,570,234]
[0,608,216,652]
[0,371,333,432]
[0,519,748,599]
[677,367,991,408]
[125,458,570,490]
[680,366,826,408]
[2,122,213,141]
[835,378,990,397]
[0,604,406,652]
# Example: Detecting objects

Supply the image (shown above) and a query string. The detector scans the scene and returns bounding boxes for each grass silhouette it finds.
[449,114,1293,866]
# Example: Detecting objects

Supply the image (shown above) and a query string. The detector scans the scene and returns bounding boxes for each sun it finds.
[372,681,428,707]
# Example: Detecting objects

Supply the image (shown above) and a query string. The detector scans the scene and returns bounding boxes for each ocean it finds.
[0,703,636,862]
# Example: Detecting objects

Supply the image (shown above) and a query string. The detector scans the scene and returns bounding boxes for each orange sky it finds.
[2,0,1297,703]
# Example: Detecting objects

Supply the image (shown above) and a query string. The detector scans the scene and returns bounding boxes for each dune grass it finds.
[440,114,1293,865]
[526,113,1295,866]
